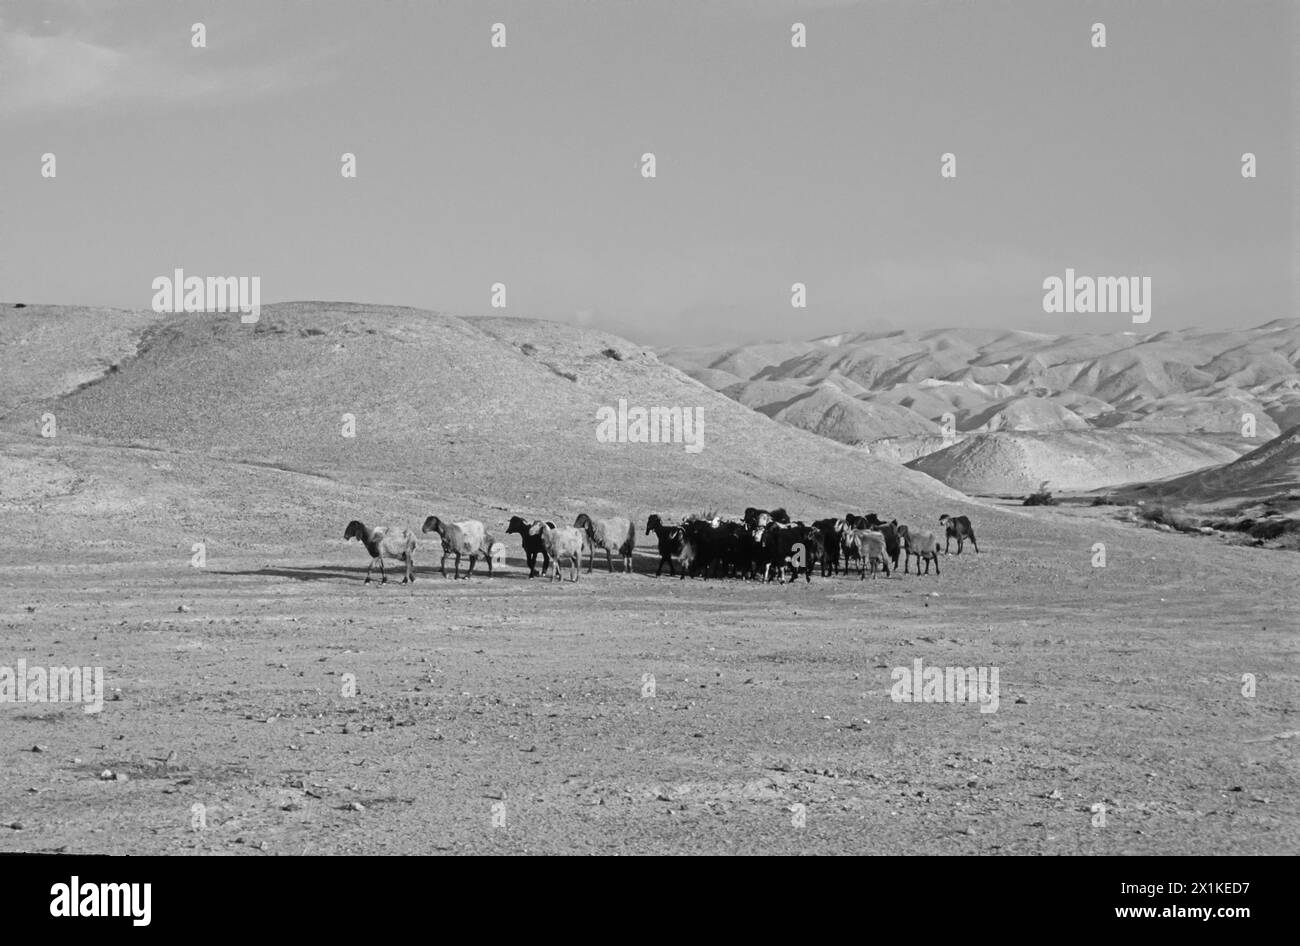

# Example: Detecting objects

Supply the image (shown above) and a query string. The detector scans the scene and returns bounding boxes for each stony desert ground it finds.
[1,303,1296,854]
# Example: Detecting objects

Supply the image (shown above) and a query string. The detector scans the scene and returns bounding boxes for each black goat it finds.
[743,506,791,530]
[939,514,979,554]
[752,521,814,584]
[646,514,694,579]
[812,518,842,576]
[507,515,551,578]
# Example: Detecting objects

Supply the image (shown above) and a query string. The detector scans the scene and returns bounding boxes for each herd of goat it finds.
[343,510,979,585]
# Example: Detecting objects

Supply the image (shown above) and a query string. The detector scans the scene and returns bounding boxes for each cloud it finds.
[0,17,336,118]
[0,26,125,115]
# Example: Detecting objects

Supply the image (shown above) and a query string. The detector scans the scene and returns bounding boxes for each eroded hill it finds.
[660,321,1300,493]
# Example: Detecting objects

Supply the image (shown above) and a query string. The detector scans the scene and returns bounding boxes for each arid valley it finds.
[1,303,1296,854]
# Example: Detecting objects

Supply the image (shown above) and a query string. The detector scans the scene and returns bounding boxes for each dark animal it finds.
[878,521,901,569]
[939,514,979,554]
[799,526,825,581]
[812,518,842,576]
[717,518,760,578]
[507,515,550,578]
[682,517,728,578]
[646,515,694,579]
[844,513,883,530]
[743,507,791,529]
[752,521,814,583]
[715,519,749,578]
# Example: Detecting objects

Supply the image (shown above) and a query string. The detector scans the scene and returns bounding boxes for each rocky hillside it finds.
[660,320,1300,492]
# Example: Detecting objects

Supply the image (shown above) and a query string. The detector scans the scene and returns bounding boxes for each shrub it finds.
[1248,519,1292,541]
[1138,505,1199,533]
[1023,481,1056,506]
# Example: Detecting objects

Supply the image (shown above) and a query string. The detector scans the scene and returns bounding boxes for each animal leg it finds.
[364,559,374,584]
[440,551,448,578]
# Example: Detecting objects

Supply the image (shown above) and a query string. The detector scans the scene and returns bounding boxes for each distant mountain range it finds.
[660,320,1300,492]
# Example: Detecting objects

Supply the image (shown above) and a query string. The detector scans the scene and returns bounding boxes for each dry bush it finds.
[1023,481,1057,506]
[1138,505,1199,534]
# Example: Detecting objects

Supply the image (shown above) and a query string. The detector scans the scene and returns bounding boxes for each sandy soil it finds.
[2,500,1295,855]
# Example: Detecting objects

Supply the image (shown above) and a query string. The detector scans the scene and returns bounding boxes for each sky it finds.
[0,0,1294,346]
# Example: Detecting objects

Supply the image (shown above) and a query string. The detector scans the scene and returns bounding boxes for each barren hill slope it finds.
[904,431,1247,494]
[0,304,165,417]
[1119,425,1300,506]
[0,302,969,553]
[660,320,1300,492]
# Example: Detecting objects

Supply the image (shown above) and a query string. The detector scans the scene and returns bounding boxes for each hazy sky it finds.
[1,0,1294,345]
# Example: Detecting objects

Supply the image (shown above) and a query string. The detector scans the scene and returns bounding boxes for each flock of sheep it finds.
[343,509,979,585]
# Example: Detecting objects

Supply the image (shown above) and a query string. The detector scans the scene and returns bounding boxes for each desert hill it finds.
[1118,425,1300,506]
[0,303,971,554]
[904,430,1246,494]
[660,320,1300,492]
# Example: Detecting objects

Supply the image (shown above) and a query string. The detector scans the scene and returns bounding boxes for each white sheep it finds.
[846,529,891,579]
[344,520,416,584]
[532,520,587,583]
[573,513,637,573]
[421,516,494,579]
[898,525,942,576]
